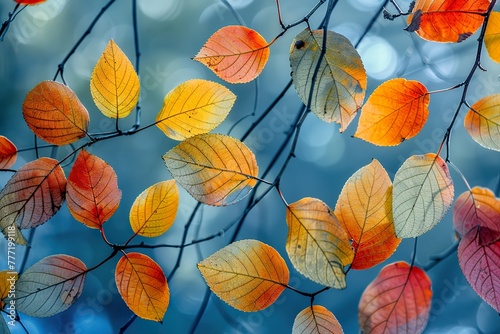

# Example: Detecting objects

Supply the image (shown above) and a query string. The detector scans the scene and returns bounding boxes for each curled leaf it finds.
[464,94,500,151]
[0,136,17,169]
[292,305,343,334]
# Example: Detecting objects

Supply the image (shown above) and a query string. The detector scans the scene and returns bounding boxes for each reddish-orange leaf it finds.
[0,157,66,245]
[334,160,401,270]
[292,305,343,334]
[354,79,429,146]
[194,25,270,83]
[407,0,489,43]
[22,81,90,146]
[0,136,17,169]
[15,0,46,5]
[454,187,500,246]
[359,262,432,334]
[66,150,121,229]
[0,271,17,310]
[115,252,169,322]
[464,94,500,151]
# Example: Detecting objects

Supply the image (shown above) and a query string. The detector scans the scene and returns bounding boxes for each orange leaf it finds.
[66,150,121,229]
[115,252,169,322]
[0,157,66,245]
[194,25,270,83]
[334,160,401,270]
[292,305,343,334]
[354,79,429,146]
[358,262,432,334]
[15,0,46,5]
[464,94,500,151]
[0,136,17,169]
[485,12,500,62]
[286,197,353,289]
[0,271,17,310]
[22,81,90,146]
[198,239,289,312]
[407,0,489,43]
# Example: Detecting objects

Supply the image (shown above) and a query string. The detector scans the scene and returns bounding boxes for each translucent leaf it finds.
[290,28,367,131]
[115,252,169,322]
[14,255,86,317]
[393,154,454,238]
[334,160,401,270]
[0,157,67,245]
[22,81,90,146]
[15,0,46,5]
[0,136,17,169]
[156,79,236,140]
[198,239,289,312]
[66,150,121,229]
[286,197,353,289]
[354,79,429,146]
[458,227,500,312]
[163,134,258,206]
[407,0,489,42]
[0,271,17,309]
[485,12,500,63]
[90,39,140,119]
[292,305,343,334]
[129,180,179,237]
[194,25,270,83]
[454,187,500,247]
[464,94,500,151]
[358,262,432,334]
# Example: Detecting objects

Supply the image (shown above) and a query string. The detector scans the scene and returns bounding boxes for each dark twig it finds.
[0,3,22,42]
[130,0,142,131]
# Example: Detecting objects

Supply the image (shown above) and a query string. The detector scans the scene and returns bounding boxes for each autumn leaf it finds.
[129,180,179,237]
[15,0,46,5]
[66,150,121,229]
[90,39,140,119]
[393,154,454,238]
[14,255,86,317]
[0,157,66,245]
[194,25,270,83]
[354,79,429,146]
[358,262,432,334]
[22,81,90,146]
[290,28,367,132]
[464,94,500,151]
[198,239,289,312]
[163,134,258,206]
[334,160,400,270]
[406,0,490,43]
[485,12,500,63]
[0,271,17,309]
[286,197,353,289]
[292,305,343,334]
[115,252,169,322]
[0,136,17,169]
[156,79,236,140]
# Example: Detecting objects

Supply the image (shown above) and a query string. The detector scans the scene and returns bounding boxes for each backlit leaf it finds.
[485,12,500,62]
[14,255,86,317]
[0,157,66,245]
[22,81,90,146]
[15,0,46,5]
[354,79,429,146]
[292,305,343,334]
[290,28,367,131]
[0,271,17,309]
[454,187,500,246]
[334,160,401,270]
[90,39,140,119]
[115,252,169,322]
[464,94,500,151]
[407,0,489,43]
[198,239,289,312]
[129,180,179,237]
[156,79,236,140]
[458,227,500,312]
[0,136,17,169]
[194,25,270,83]
[163,134,258,206]
[286,197,353,289]
[66,150,121,229]
[393,154,454,238]
[358,262,432,334]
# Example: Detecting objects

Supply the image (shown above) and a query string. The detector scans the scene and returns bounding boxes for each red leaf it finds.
[15,0,46,5]
[0,136,17,169]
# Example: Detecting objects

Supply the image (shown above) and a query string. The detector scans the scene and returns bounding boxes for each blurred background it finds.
[0,0,499,333]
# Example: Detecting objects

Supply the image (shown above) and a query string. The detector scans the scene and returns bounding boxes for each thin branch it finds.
[130,0,142,131]
[423,241,459,271]
[189,288,212,334]
[355,0,389,48]
[0,3,21,42]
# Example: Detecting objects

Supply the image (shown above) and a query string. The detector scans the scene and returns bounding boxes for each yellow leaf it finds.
[90,39,140,119]
[0,271,17,310]
[292,305,344,334]
[464,94,500,151]
[198,239,289,312]
[286,197,353,289]
[156,79,236,140]
[129,180,179,237]
[163,134,258,206]
[485,12,500,62]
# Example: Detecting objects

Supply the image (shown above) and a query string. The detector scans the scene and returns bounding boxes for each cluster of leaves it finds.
[1,0,500,333]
